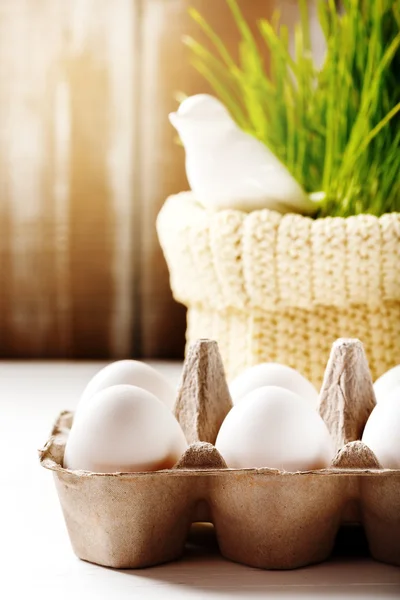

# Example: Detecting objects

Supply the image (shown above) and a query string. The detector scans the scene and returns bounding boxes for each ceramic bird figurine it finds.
[169,94,320,215]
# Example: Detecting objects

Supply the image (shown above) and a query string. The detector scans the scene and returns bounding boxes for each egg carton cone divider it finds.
[39,338,400,569]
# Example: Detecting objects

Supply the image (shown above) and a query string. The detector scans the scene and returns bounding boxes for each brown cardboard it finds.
[174,338,233,444]
[39,338,400,570]
[332,441,382,469]
[318,339,377,453]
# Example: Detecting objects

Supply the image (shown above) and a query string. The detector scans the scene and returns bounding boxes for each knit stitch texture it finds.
[157,192,400,387]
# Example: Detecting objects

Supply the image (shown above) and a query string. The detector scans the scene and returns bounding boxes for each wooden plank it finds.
[0,0,137,357]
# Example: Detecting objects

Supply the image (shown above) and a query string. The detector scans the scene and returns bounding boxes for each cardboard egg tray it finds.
[39,338,400,570]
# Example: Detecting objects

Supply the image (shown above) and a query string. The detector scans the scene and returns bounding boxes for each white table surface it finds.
[1,361,399,600]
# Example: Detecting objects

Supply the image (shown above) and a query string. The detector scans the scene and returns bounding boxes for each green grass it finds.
[184,0,400,217]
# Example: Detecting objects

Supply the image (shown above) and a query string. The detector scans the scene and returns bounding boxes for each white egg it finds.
[362,387,400,469]
[374,365,400,403]
[79,360,176,410]
[229,362,319,406]
[215,386,333,471]
[64,385,187,472]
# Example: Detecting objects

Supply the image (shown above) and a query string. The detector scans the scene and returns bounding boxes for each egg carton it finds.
[39,338,400,570]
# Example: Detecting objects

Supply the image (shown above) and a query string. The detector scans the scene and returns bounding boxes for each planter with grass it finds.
[157,0,400,386]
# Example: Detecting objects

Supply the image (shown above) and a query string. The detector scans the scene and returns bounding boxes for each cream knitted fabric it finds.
[157,192,400,387]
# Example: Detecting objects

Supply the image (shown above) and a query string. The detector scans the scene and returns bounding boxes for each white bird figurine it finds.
[169,94,320,215]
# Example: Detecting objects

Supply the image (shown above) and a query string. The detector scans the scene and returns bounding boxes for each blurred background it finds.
[0,0,323,360]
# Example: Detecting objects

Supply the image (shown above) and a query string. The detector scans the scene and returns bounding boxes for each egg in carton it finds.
[39,338,400,570]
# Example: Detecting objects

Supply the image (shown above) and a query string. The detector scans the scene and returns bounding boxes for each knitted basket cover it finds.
[157,193,400,387]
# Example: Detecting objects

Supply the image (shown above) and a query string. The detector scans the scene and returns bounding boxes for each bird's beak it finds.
[168,112,179,129]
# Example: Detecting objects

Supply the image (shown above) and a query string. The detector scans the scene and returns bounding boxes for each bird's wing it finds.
[227,131,318,214]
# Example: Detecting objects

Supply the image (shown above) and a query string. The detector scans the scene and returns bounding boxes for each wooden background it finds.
[0,0,319,359]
